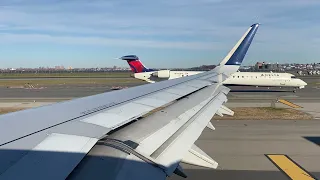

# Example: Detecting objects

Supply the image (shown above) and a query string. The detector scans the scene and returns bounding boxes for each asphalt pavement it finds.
[169,120,320,180]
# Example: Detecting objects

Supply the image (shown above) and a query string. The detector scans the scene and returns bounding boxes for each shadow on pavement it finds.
[304,136,320,146]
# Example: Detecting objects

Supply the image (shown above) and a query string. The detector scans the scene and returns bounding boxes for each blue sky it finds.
[0,0,320,68]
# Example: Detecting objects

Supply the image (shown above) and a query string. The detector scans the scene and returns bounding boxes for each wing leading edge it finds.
[0,23,259,180]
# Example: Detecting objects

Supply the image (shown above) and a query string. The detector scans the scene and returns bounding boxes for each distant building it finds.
[54,66,65,70]
[254,62,280,71]
[306,64,313,69]
[255,62,263,70]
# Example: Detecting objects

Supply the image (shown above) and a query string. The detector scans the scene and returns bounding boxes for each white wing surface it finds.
[0,24,259,180]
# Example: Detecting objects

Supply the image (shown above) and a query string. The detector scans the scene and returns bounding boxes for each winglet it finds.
[219,23,260,66]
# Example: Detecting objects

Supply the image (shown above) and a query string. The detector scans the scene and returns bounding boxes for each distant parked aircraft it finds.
[121,55,307,92]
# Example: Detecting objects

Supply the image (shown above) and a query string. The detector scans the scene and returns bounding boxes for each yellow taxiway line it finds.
[278,99,302,108]
[266,154,316,180]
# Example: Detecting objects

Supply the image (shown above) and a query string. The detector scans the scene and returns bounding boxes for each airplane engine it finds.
[152,70,171,78]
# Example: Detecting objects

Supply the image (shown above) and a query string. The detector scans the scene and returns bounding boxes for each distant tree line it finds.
[0,69,131,74]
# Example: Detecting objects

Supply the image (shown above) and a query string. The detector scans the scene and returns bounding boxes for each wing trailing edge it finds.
[150,88,229,175]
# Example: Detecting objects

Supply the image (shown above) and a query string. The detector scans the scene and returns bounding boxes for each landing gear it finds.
[293,88,297,93]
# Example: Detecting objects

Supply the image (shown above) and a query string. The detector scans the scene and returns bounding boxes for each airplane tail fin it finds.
[120,55,153,73]
[219,23,259,67]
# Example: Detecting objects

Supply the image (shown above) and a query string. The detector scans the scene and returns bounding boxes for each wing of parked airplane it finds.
[0,23,259,180]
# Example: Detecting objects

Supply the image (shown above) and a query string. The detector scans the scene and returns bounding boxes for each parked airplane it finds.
[121,56,307,92]
[0,23,259,180]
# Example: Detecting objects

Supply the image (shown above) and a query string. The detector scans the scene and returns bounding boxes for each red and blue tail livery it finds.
[120,55,154,73]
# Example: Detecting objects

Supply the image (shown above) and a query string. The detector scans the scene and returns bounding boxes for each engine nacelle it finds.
[152,70,170,78]
[134,72,152,81]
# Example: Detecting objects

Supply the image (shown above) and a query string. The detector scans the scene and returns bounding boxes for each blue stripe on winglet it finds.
[225,23,259,65]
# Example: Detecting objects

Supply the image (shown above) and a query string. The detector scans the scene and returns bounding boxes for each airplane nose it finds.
[301,80,307,86]
[295,79,307,89]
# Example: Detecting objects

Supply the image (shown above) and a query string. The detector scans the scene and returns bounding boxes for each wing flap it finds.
[133,86,228,176]
[147,91,181,102]
[81,102,154,129]
[164,85,198,96]
[184,79,211,88]
[1,133,98,180]
[154,92,227,175]
[133,97,168,108]
[136,84,219,156]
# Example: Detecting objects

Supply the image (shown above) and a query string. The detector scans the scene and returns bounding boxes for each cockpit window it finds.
[291,76,297,79]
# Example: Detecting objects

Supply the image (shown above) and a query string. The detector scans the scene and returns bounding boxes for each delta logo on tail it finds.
[120,55,154,73]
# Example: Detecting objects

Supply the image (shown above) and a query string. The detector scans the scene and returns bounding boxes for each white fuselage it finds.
[133,70,307,89]
[223,72,307,89]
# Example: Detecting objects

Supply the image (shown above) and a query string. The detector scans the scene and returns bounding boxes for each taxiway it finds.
[170,120,320,180]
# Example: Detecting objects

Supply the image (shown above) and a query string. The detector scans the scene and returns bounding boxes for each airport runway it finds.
[0,76,319,102]
[0,82,146,98]
[170,120,320,180]
[0,87,317,103]
[1,76,319,118]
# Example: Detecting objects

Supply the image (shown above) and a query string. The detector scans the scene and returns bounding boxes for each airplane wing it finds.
[0,24,259,180]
